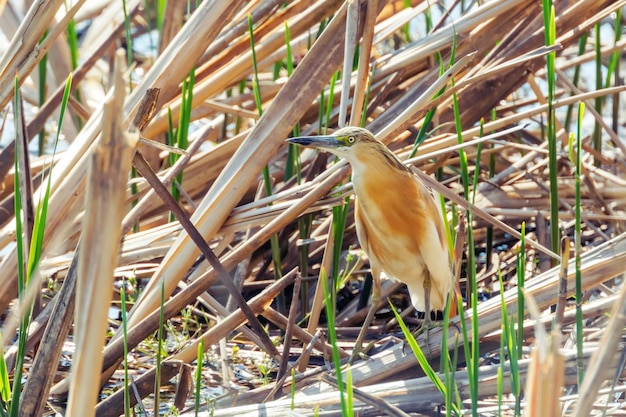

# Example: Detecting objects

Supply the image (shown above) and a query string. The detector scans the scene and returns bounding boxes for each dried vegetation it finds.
[0,0,625,416]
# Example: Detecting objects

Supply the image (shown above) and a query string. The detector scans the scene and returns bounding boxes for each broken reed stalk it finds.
[66,50,137,417]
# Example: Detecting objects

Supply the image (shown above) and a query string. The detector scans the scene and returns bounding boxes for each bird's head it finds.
[285,126,378,162]
[286,127,410,174]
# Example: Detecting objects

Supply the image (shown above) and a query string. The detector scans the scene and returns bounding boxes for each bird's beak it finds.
[285,135,342,150]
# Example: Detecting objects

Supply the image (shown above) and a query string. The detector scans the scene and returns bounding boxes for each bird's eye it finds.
[347,136,355,144]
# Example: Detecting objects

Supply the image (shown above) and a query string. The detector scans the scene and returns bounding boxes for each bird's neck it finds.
[350,150,410,191]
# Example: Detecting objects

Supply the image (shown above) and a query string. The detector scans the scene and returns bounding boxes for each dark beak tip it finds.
[285,136,316,147]
[286,135,339,148]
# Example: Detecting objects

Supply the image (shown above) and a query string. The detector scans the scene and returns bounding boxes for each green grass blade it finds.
[345,365,353,413]
[574,102,585,385]
[499,267,520,416]
[66,19,82,129]
[390,303,457,410]
[154,279,165,413]
[290,368,296,410]
[542,0,560,257]
[284,21,302,181]
[30,74,73,272]
[195,338,204,416]
[248,14,263,116]
[122,0,133,68]
[11,72,70,416]
[155,0,165,36]
[9,96,22,415]
[592,24,602,162]
[497,329,505,416]
[121,285,131,416]
[248,14,285,313]
[324,71,338,134]
[331,200,350,289]
[605,9,622,89]
[564,34,588,131]
[450,37,479,412]
[359,65,374,128]
[516,222,526,358]
[321,270,351,417]
[0,347,8,415]
[37,30,48,156]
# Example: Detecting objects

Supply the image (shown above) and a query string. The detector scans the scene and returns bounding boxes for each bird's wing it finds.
[418,192,452,310]
[353,199,369,255]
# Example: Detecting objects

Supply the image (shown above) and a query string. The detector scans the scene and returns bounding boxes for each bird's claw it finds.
[401,319,435,358]
[348,340,376,365]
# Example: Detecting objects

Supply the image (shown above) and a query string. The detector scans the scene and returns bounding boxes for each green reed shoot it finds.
[37,31,48,156]
[290,368,296,410]
[167,69,194,222]
[122,0,133,68]
[324,72,338,134]
[409,51,448,158]
[154,279,166,413]
[564,34,589,131]
[359,66,374,128]
[121,284,132,416]
[442,296,462,415]
[516,222,525,358]
[66,18,83,121]
[282,21,313,312]
[195,338,204,416]
[4,74,72,416]
[497,328,505,415]
[284,21,302,182]
[498,268,521,416]
[450,42,480,413]
[0,348,8,417]
[248,14,287,313]
[592,24,602,163]
[574,102,585,385]
[605,9,622,89]
[486,109,497,270]
[155,0,166,35]
[542,0,560,256]
[321,270,352,417]
[391,304,461,415]
[285,22,313,310]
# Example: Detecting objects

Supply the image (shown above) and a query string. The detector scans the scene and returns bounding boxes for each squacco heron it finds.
[287,126,452,358]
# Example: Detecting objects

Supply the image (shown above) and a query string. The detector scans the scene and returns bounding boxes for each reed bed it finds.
[0,0,624,416]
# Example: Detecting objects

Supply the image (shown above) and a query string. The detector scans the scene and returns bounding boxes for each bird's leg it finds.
[406,273,433,357]
[422,273,432,355]
[350,274,381,364]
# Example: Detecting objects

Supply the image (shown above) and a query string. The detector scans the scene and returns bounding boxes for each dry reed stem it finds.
[125,0,360,333]
[67,50,137,417]
[142,0,344,137]
[524,288,565,417]
[95,268,298,417]
[339,232,626,387]
[349,0,379,127]
[0,0,65,104]
[19,254,77,417]
[338,0,359,128]
[214,348,621,415]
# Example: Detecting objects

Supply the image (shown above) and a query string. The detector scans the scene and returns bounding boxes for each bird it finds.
[286,126,452,360]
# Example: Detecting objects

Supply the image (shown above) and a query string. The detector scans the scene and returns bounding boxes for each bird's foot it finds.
[402,317,442,358]
[348,340,376,365]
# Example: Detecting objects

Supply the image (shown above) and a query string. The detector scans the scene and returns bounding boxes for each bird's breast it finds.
[352,170,427,270]
[350,159,451,311]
